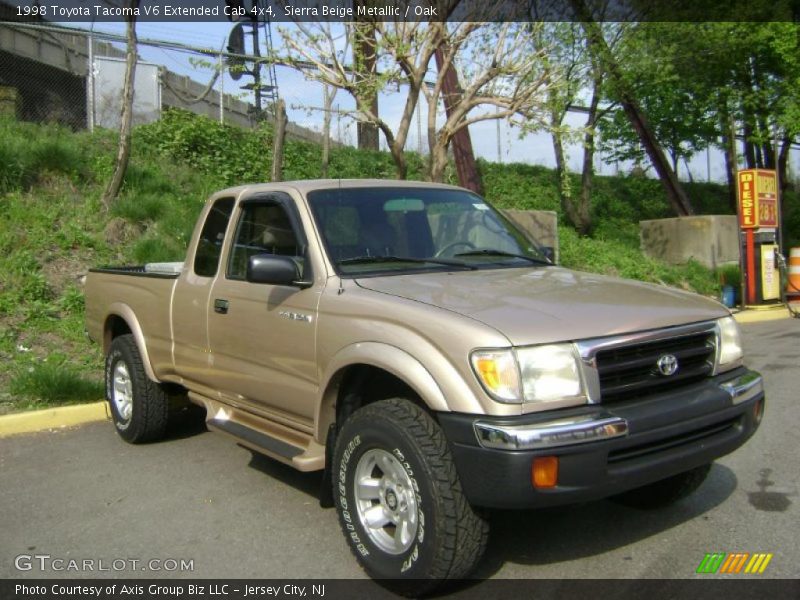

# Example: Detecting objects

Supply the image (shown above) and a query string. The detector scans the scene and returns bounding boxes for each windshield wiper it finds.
[339,255,477,270]
[454,249,551,265]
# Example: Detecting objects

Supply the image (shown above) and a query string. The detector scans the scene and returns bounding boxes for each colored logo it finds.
[696,552,773,574]
[656,354,679,376]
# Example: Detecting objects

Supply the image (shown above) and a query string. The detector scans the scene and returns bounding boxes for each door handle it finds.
[214,299,229,314]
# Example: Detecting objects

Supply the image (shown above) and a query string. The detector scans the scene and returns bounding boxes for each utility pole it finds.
[271,98,287,181]
[218,46,224,124]
[87,21,95,132]
[251,19,261,115]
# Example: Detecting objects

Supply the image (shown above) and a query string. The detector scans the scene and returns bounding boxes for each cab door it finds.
[171,196,235,394]
[207,193,320,423]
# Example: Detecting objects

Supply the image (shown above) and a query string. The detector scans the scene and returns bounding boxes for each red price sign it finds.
[738,169,778,229]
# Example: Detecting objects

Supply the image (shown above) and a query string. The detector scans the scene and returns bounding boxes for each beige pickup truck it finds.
[86,180,764,590]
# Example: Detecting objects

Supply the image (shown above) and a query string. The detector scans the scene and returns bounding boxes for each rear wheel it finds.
[105,334,169,443]
[611,463,712,509]
[333,398,488,594]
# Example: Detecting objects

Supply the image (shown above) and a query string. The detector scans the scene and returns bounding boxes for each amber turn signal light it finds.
[532,456,559,488]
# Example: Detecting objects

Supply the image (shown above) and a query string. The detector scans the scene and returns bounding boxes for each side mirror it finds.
[541,246,556,264]
[246,254,310,288]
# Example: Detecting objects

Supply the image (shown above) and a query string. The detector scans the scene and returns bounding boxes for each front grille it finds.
[596,331,715,402]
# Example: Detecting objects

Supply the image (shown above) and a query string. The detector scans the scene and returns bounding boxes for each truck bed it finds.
[84,263,183,379]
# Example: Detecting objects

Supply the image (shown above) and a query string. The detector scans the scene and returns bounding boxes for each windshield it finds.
[307,186,550,276]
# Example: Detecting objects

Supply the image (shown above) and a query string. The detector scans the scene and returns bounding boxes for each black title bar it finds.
[2,0,798,23]
[3,579,800,600]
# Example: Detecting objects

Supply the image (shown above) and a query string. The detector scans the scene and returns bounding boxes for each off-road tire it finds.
[611,463,712,509]
[333,398,489,595]
[105,334,169,443]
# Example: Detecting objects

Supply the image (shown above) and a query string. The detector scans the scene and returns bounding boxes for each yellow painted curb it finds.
[733,305,794,324]
[0,401,107,438]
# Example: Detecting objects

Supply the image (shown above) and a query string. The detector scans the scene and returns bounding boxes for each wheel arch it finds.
[103,303,159,383]
[315,342,448,443]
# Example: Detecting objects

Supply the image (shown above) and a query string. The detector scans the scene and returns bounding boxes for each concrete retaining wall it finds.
[501,209,559,263]
[640,215,739,268]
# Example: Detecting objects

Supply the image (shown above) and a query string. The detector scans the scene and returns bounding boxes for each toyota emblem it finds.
[656,354,679,376]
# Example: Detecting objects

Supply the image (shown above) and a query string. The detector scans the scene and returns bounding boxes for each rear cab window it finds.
[194,197,235,277]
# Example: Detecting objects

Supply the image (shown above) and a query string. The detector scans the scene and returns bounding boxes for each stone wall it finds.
[640,215,739,268]
[501,209,559,262]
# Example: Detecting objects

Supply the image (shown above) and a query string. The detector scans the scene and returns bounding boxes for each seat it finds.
[262,224,298,255]
[361,222,396,257]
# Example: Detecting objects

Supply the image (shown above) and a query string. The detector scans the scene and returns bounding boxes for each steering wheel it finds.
[434,241,475,258]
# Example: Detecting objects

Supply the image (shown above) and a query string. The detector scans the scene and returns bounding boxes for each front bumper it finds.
[437,368,764,509]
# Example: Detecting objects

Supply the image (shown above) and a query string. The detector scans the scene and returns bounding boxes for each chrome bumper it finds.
[474,372,764,451]
[720,371,764,405]
[474,413,628,450]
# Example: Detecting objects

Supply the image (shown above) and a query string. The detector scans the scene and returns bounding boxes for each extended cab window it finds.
[194,197,234,277]
[228,201,304,280]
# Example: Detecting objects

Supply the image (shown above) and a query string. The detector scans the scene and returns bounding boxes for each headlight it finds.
[716,316,743,373]
[517,344,586,404]
[471,344,586,405]
[471,349,521,403]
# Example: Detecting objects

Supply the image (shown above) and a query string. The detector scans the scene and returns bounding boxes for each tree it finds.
[595,25,717,179]
[353,20,380,151]
[596,21,799,213]
[101,0,139,209]
[532,22,613,234]
[278,19,552,182]
[422,22,551,183]
[571,1,695,216]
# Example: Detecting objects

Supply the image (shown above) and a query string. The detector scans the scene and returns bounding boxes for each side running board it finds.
[208,418,303,460]
[188,392,325,472]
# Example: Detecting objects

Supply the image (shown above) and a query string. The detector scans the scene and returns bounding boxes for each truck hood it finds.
[355,267,728,346]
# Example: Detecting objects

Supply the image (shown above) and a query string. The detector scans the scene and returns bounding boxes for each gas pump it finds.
[736,169,781,306]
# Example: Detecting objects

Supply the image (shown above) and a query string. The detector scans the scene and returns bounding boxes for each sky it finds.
[66,19,799,185]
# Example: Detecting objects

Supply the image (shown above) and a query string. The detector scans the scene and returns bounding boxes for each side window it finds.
[193,197,235,277]
[228,202,304,280]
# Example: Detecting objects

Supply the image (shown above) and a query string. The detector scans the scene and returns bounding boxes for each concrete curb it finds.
[0,401,107,438]
[733,305,795,324]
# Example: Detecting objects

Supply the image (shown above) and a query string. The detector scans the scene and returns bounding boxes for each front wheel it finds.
[611,463,712,509]
[333,398,488,594]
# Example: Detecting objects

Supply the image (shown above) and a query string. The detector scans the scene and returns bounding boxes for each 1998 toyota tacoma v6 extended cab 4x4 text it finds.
[85,180,764,591]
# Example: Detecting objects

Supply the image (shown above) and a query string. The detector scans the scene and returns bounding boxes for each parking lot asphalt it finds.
[1,319,798,582]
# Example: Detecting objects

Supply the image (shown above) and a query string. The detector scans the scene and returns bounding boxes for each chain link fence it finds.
[0,21,329,146]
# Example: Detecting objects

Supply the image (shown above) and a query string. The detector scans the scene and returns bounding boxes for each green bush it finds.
[59,285,85,315]
[132,236,185,264]
[113,192,169,224]
[559,226,719,296]
[0,118,93,192]
[10,361,103,404]
[716,263,742,289]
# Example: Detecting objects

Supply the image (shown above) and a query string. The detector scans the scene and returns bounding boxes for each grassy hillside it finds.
[1,110,791,413]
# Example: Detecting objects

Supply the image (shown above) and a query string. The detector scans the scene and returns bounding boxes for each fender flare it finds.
[104,303,159,383]
[315,342,449,441]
